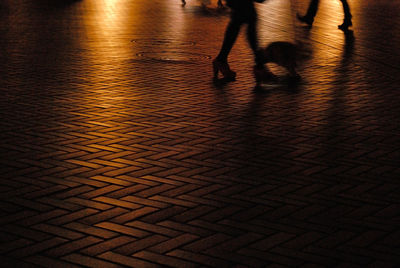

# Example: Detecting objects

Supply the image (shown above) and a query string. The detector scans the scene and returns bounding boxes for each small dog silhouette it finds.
[262,41,301,80]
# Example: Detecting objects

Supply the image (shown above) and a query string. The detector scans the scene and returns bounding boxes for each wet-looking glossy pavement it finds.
[1,0,400,266]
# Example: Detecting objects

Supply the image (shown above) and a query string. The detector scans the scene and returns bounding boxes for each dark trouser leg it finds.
[305,0,319,19]
[340,0,352,20]
[216,18,242,62]
[247,19,264,67]
[338,0,352,29]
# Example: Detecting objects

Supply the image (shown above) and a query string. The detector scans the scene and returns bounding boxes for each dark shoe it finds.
[297,13,314,26]
[338,19,352,31]
[253,66,277,85]
[213,59,236,80]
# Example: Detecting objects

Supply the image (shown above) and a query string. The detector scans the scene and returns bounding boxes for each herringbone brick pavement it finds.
[1,0,400,266]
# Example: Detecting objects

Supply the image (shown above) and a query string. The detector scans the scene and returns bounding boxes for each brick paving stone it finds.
[94,196,143,210]
[99,251,162,268]
[78,185,123,199]
[10,237,67,258]
[158,220,213,237]
[114,234,168,255]
[62,253,123,268]
[1,0,400,266]
[80,235,136,256]
[65,176,109,188]
[271,246,340,266]
[167,249,232,267]
[18,209,68,226]
[45,236,103,257]
[140,206,187,224]
[281,232,325,249]
[26,255,82,268]
[172,205,216,222]
[90,175,134,186]
[110,207,159,224]
[23,185,69,199]
[201,206,244,222]
[133,250,199,267]
[79,207,129,225]
[147,233,199,254]
[106,184,150,198]
[250,232,297,251]
[1,256,38,268]
[337,245,400,264]
[2,225,51,242]
[381,230,400,247]
[7,197,53,212]
[140,175,186,187]
[65,222,119,239]
[0,238,33,254]
[121,195,169,209]
[135,184,176,198]
[212,232,265,252]
[53,185,94,199]
[303,245,372,265]
[315,230,356,249]
[38,197,84,211]
[346,229,387,248]
[95,222,150,238]
[32,223,84,240]
[183,233,233,252]
[126,220,182,237]
[178,194,227,207]
[161,184,202,197]
[205,247,268,267]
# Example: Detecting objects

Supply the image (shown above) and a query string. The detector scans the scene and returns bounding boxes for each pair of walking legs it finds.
[213,4,272,81]
[297,0,352,30]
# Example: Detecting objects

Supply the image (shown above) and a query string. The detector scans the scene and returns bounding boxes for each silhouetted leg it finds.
[247,14,276,85]
[297,0,319,26]
[305,0,319,19]
[340,0,352,20]
[338,0,352,30]
[216,18,242,62]
[287,65,300,79]
[246,16,264,68]
[213,17,241,79]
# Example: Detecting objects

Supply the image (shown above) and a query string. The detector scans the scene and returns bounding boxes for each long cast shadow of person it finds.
[297,0,352,31]
[212,0,276,84]
[321,29,354,166]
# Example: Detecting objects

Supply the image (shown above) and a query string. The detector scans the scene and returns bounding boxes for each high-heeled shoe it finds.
[338,18,352,31]
[213,59,236,80]
[253,66,277,85]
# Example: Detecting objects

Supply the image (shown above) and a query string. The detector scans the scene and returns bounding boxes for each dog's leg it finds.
[287,65,301,81]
